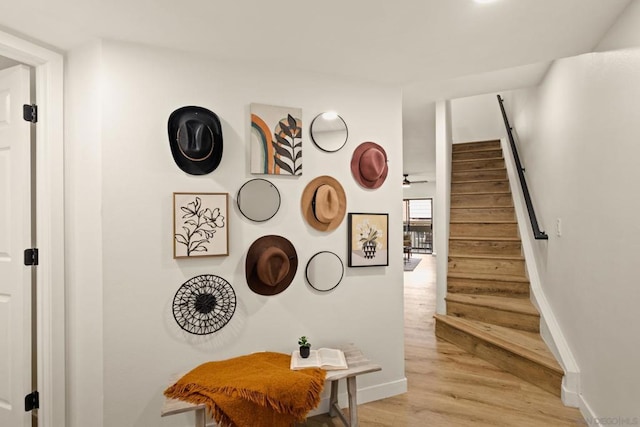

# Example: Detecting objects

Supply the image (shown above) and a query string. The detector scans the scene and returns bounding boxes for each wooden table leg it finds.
[329,380,339,417]
[195,408,206,427]
[347,376,358,427]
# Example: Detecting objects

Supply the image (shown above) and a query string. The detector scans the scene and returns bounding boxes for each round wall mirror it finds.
[305,251,344,292]
[237,179,281,222]
[310,112,348,152]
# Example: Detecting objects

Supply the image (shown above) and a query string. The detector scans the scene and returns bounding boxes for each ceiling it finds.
[0,0,632,180]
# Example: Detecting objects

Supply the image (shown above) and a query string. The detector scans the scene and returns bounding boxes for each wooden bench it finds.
[161,344,381,427]
[325,345,381,427]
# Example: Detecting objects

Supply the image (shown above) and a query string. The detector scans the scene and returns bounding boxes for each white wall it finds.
[64,41,104,427]
[65,40,405,427]
[402,181,435,200]
[451,92,504,144]
[508,47,640,418]
[595,0,640,52]
[434,101,452,314]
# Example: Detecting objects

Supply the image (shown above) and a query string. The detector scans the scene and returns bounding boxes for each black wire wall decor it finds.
[172,274,237,335]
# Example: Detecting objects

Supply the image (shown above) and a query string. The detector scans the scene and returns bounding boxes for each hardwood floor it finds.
[306,254,584,426]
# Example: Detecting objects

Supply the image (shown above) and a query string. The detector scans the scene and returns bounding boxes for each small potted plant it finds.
[298,336,311,358]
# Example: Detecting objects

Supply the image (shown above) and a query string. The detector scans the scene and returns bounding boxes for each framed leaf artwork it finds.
[348,213,389,267]
[173,193,229,258]
[250,103,302,176]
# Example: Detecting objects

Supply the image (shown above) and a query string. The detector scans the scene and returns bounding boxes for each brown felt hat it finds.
[246,235,298,295]
[350,142,388,189]
[300,175,347,232]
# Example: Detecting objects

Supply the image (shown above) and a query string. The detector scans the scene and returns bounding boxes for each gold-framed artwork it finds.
[173,192,229,258]
[348,213,389,267]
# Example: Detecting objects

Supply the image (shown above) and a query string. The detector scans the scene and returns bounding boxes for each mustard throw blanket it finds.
[164,352,326,427]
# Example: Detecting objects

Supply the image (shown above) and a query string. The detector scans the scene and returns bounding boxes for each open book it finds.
[290,348,348,371]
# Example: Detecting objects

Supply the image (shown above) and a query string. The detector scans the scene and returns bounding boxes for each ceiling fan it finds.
[403,174,429,187]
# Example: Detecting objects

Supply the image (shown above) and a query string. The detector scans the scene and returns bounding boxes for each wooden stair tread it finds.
[447,279,530,298]
[452,147,502,153]
[449,253,525,261]
[450,236,521,242]
[451,192,511,196]
[452,139,500,148]
[449,206,514,210]
[449,222,518,224]
[454,139,501,143]
[445,294,539,316]
[450,206,514,210]
[434,314,562,373]
[452,157,504,163]
[453,167,506,172]
[451,190,511,196]
[448,270,529,283]
[451,179,509,184]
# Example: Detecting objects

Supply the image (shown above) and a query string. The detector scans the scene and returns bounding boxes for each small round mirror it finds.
[306,251,344,292]
[310,112,348,152]
[237,179,281,222]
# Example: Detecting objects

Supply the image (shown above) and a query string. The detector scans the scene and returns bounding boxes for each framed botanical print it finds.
[348,213,389,267]
[173,193,229,258]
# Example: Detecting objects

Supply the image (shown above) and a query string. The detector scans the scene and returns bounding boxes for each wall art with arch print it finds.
[250,103,302,176]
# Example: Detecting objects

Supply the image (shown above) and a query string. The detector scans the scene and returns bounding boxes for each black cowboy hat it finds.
[168,106,223,175]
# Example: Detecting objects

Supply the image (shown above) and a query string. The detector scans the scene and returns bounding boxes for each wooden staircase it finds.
[434,140,564,396]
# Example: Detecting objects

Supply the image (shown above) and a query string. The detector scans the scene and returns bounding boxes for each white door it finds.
[0,64,33,427]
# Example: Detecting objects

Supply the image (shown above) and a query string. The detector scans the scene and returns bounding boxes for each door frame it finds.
[0,30,65,426]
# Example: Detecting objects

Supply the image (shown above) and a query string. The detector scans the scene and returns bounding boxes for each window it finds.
[403,198,432,253]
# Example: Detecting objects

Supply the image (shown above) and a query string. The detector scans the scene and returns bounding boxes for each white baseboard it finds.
[561,371,581,408]
[308,377,408,416]
[579,395,601,426]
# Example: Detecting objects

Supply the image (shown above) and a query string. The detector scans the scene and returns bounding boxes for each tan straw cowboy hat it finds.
[300,175,347,232]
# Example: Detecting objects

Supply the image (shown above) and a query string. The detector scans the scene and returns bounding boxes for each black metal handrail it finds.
[497,95,548,240]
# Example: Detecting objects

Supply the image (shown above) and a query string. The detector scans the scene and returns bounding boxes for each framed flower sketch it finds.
[173,193,229,258]
[250,103,302,176]
[348,213,389,267]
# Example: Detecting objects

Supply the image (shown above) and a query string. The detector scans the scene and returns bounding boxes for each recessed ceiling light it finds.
[474,0,498,3]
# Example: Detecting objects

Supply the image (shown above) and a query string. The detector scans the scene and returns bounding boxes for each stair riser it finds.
[451,193,513,208]
[450,207,515,222]
[452,158,505,172]
[452,149,503,161]
[448,239,522,256]
[435,320,562,396]
[452,140,501,152]
[446,300,539,332]
[450,223,519,238]
[452,169,507,182]
[447,277,529,297]
[451,181,510,194]
[448,257,526,276]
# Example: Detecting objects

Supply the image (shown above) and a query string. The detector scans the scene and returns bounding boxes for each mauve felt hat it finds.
[350,142,388,189]
[168,106,223,175]
[246,235,298,296]
[300,175,347,232]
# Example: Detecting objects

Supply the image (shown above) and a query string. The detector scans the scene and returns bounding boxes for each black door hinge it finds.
[25,390,39,411]
[23,104,37,123]
[24,248,38,266]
